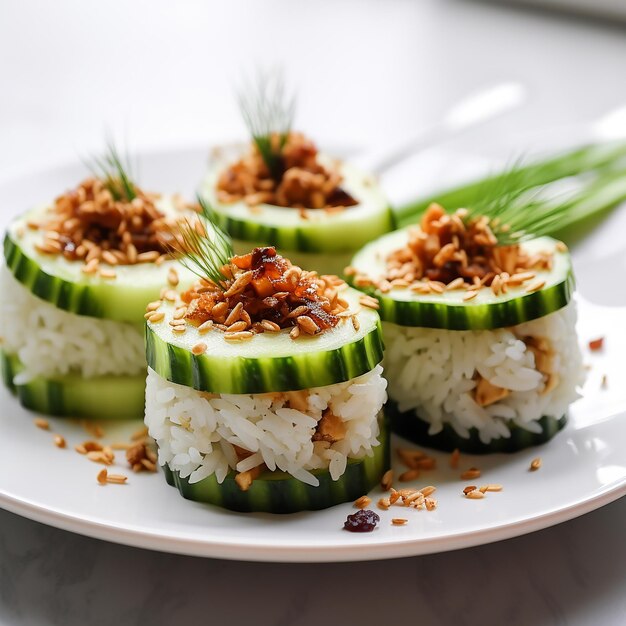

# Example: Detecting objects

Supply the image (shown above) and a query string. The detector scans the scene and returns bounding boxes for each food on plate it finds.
[0,145,197,419]
[199,73,393,275]
[144,207,389,512]
[348,197,585,453]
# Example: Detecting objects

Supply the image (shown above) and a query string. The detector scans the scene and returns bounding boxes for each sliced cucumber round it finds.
[201,152,394,258]
[4,197,197,322]
[146,287,384,394]
[386,399,567,454]
[1,351,145,419]
[349,230,574,330]
[162,418,390,513]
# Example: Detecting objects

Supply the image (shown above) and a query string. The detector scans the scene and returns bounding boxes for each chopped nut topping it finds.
[32,177,195,273]
[312,410,347,444]
[181,247,349,341]
[474,376,511,407]
[351,203,554,296]
[216,132,357,210]
[126,442,158,473]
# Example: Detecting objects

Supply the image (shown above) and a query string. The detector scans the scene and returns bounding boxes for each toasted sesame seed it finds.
[191,342,207,355]
[419,485,437,497]
[556,241,568,253]
[446,277,466,290]
[466,489,485,499]
[524,280,546,294]
[53,435,66,448]
[97,469,108,485]
[224,302,244,326]
[289,326,301,340]
[101,250,118,265]
[224,331,254,342]
[377,497,391,511]
[381,469,394,491]
[359,295,380,310]
[173,307,187,320]
[34,417,49,430]
[463,485,477,495]
[99,268,116,279]
[167,267,179,286]
[425,497,437,511]
[137,251,160,263]
[480,484,503,493]
[140,458,157,472]
[351,315,360,331]
[163,289,178,302]
[260,320,281,332]
[106,474,128,484]
[354,495,371,509]
[146,300,162,312]
[227,320,249,333]
[148,311,165,323]
[463,290,479,301]
[530,457,542,471]
[198,320,214,334]
[297,315,320,335]
[110,442,132,450]
[460,468,481,480]
[391,518,408,526]
[399,469,420,482]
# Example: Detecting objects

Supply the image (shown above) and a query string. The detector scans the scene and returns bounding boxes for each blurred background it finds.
[2,0,626,182]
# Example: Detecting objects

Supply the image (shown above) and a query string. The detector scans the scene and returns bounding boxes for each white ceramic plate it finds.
[0,146,624,563]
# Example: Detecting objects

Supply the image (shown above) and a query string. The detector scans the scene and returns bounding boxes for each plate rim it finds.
[1,143,625,563]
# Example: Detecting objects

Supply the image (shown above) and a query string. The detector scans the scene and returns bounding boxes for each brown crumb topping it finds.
[216,132,357,210]
[178,246,350,340]
[28,177,195,274]
[350,203,554,295]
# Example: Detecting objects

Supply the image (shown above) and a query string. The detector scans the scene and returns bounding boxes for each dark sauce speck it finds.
[343,509,380,532]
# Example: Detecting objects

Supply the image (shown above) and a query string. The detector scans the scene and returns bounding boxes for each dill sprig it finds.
[238,70,296,180]
[90,140,137,202]
[465,159,574,246]
[169,197,234,288]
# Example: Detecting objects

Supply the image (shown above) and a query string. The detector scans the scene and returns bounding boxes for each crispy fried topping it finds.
[352,203,554,294]
[30,177,195,270]
[181,246,347,339]
[216,132,357,210]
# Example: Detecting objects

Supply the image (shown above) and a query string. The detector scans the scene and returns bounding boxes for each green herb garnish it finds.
[170,197,234,287]
[238,70,296,181]
[90,140,137,202]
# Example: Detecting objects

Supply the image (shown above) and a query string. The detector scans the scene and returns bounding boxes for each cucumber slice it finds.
[349,230,574,330]
[386,399,566,454]
[162,418,390,513]
[4,197,197,322]
[1,351,145,419]
[146,287,384,394]
[201,153,394,257]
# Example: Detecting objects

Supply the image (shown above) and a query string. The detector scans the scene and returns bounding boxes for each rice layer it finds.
[384,302,584,444]
[145,365,387,486]
[0,266,145,383]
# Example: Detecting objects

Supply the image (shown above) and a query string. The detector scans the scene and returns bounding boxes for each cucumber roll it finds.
[0,148,198,419]
[348,203,585,453]
[144,232,389,513]
[199,75,393,275]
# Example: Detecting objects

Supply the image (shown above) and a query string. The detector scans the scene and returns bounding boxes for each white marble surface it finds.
[1,1,626,624]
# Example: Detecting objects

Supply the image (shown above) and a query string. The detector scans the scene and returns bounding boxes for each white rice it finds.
[0,265,145,383]
[383,301,584,444]
[145,365,387,486]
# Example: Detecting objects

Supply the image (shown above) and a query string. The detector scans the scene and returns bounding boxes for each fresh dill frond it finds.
[464,159,574,246]
[168,197,234,288]
[238,69,296,180]
[90,140,137,201]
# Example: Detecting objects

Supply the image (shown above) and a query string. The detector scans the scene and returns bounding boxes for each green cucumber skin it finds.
[350,273,575,330]
[386,399,567,454]
[214,208,396,253]
[163,419,390,513]
[1,352,145,420]
[145,321,385,395]
[4,234,103,318]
